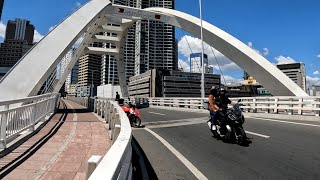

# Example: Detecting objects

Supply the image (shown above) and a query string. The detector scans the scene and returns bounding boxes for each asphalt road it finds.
[133,107,320,180]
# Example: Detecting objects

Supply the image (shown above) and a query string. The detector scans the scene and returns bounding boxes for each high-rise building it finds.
[0,40,33,67]
[99,0,139,85]
[0,0,4,20]
[101,0,177,84]
[135,0,177,75]
[5,19,35,44]
[190,53,213,74]
[78,54,102,87]
[0,19,35,68]
[277,63,307,91]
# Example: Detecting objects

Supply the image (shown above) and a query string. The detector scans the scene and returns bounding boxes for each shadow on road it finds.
[132,136,158,180]
[56,108,91,114]
[212,136,253,147]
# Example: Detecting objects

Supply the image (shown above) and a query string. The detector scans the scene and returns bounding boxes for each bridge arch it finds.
[0,0,308,101]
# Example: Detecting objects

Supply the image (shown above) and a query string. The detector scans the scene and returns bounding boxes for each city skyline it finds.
[0,0,319,86]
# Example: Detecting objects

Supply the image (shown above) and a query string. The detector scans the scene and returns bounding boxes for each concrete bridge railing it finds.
[84,98,132,180]
[0,93,60,149]
[148,96,320,116]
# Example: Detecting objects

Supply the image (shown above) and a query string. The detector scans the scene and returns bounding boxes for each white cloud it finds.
[76,2,82,7]
[313,71,320,75]
[274,56,297,65]
[247,41,261,54]
[49,25,57,32]
[222,75,243,85]
[33,30,44,42]
[178,59,190,72]
[317,54,320,58]
[211,62,241,72]
[247,42,269,56]
[306,76,320,86]
[263,48,269,56]
[178,35,242,72]
[0,21,6,39]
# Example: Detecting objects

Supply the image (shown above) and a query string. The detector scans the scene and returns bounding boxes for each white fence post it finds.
[86,155,102,180]
[266,98,270,113]
[94,99,98,113]
[105,102,110,123]
[54,95,59,113]
[112,113,120,144]
[0,105,9,149]
[252,98,257,113]
[30,102,37,131]
[288,98,293,115]
[274,98,279,113]
[298,98,303,115]
[109,105,114,130]
[101,101,105,118]
[316,98,320,116]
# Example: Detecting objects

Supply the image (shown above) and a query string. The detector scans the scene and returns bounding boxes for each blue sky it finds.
[1,0,319,85]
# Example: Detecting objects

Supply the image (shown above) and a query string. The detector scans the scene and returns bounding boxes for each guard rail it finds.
[148,96,320,116]
[86,98,132,180]
[0,93,60,149]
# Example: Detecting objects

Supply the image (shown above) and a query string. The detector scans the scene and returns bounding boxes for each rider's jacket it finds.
[215,96,231,112]
[208,95,219,111]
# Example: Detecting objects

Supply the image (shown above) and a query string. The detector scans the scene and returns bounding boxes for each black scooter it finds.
[207,100,247,145]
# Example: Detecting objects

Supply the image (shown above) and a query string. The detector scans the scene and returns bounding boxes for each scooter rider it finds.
[216,87,235,135]
[208,86,219,127]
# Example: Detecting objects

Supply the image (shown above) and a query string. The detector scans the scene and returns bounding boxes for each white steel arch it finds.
[0,0,308,101]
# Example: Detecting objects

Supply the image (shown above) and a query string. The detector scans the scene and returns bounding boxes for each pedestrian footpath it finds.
[2,99,111,180]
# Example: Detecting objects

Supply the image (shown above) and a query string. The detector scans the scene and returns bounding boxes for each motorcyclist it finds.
[215,87,235,135]
[208,86,219,127]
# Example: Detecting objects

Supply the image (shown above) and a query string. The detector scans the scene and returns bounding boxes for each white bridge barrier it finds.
[0,93,60,149]
[84,98,132,180]
[148,96,320,116]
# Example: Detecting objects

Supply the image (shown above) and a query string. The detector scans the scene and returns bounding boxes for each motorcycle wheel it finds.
[132,117,141,127]
[237,127,247,145]
[210,129,219,138]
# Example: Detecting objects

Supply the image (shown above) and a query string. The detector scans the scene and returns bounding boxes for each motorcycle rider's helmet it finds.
[219,87,227,96]
[210,86,218,96]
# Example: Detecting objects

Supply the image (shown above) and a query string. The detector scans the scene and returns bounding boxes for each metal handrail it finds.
[0,93,60,149]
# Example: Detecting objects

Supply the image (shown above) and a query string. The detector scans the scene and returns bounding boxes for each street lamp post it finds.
[199,0,205,98]
[90,70,98,97]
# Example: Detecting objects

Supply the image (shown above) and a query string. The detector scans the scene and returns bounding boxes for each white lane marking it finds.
[145,128,208,180]
[148,112,165,116]
[245,131,270,138]
[247,116,320,128]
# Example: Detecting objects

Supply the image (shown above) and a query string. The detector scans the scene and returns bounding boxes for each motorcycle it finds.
[120,103,142,127]
[207,100,247,145]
